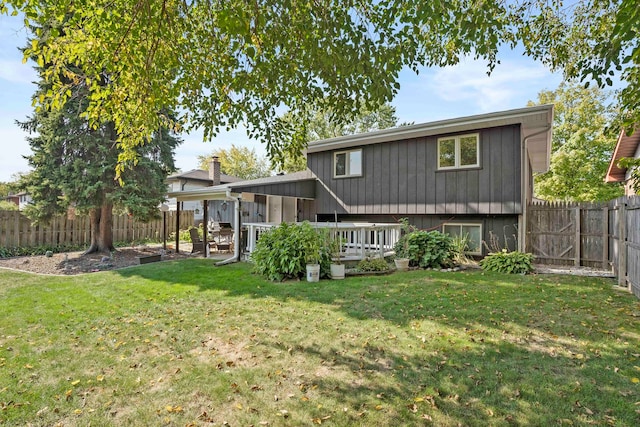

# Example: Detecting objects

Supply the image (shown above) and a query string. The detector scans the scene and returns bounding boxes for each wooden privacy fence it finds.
[526,196,640,298]
[0,210,194,249]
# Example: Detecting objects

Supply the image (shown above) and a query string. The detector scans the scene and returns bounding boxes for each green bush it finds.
[395,229,454,269]
[356,257,390,272]
[251,222,332,281]
[479,250,534,274]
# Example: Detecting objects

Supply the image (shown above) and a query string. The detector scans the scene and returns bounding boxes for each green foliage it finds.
[0,243,86,258]
[14,21,182,252]
[529,81,623,202]
[479,250,534,274]
[356,257,390,272]
[450,234,472,265]
[395,227,455,269]
[251,222,331,281]
[197,144,272,180]
[0,201,19,211]
[3,0,517,173]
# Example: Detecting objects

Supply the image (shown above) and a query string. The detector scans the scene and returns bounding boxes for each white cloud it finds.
[429,57,559,112]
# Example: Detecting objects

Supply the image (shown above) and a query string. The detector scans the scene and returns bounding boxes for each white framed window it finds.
[437,133,479,169]
[443,223,482,255]
[334,149,362,178]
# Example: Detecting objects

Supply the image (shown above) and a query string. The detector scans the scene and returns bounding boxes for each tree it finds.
[529,81,623,202]
[17,25,182,254]
[1,1,638,168]
[0,0,521,171]
[0,182,13,198]
[277,103,403,173]
[0,201,19,211]
[197,144,271,180]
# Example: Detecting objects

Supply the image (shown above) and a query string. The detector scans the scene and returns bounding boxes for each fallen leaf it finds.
[632,378,640,383]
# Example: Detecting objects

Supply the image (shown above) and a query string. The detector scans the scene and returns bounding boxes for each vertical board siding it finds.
[0,210,194,250]
[308,124,522,216]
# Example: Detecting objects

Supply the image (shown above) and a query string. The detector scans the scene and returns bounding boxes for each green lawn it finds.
[1,260,639,426]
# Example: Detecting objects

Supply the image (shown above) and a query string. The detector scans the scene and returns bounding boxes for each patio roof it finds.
[167,170,318,201]
[167,184,238,201]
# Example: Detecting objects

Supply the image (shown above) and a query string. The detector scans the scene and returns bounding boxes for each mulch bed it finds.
[0,245,195,276]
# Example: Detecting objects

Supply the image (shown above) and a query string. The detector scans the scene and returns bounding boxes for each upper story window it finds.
[437,133,480,169]
[334,149,362,178]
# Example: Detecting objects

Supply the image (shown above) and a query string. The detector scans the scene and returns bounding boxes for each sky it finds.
[0,14,564,183]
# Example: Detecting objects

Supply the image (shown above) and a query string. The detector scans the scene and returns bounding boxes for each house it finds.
[605,127,640,196]
[169,104,554,258]
[2,192,32,211]
[165,156,242,224]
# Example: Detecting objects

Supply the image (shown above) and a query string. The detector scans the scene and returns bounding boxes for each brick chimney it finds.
[209,156,221,185]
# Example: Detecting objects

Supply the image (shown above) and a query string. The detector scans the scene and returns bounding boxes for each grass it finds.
[1,260,639,426]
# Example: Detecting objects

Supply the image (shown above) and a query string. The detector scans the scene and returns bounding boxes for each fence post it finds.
[602,206,609,270]
[574,206,581,267]
[618,201,627,288]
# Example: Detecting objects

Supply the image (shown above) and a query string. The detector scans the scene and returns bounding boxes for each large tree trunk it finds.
[84,202,116,254]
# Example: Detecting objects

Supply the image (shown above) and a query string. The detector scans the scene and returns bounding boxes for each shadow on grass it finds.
[113,259,639,425]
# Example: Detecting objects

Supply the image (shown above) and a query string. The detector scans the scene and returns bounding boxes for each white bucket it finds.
[306,264,320,282]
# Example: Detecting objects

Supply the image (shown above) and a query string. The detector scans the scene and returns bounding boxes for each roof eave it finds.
[306,104,555,156]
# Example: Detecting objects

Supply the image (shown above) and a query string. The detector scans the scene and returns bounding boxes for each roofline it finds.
[307,104,554,153]
[167,185,240,201]
[605,126,640,182]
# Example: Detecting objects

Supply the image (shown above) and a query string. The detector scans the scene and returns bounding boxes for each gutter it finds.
[215,189,242,266]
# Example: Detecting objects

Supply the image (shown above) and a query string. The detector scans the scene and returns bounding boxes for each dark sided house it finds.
[168,104,553,257]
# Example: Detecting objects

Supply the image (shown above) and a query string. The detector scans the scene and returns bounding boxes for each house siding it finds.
[309,124,522,216]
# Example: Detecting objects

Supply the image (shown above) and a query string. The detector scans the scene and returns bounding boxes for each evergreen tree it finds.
[17,24,182,254]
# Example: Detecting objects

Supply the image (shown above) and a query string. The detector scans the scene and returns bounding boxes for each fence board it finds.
[0,210,194,250]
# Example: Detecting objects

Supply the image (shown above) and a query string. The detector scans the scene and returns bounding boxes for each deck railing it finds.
[244,222,401,261]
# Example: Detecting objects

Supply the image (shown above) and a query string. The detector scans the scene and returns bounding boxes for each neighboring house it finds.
[3,194,19,208]
[3,192,32,211]
[605,127,640,196]
[165,156,242,223]
[169,104,554,256]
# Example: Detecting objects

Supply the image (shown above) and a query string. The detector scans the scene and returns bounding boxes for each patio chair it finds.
[189,228,205,254]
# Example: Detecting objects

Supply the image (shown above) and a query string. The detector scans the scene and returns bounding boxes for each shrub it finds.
[450,234,472,265]
[401,230,454,269]
[479,249,533,274]
[251,222,332,281]
[356,257,390,272]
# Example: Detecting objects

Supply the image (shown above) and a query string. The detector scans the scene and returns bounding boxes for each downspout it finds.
[215,189,242,266]
[520,125,552,252]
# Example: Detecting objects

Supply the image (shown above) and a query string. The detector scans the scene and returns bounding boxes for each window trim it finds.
[333,148,363,178]
[442,222,483,255]
[437,133,480,170]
